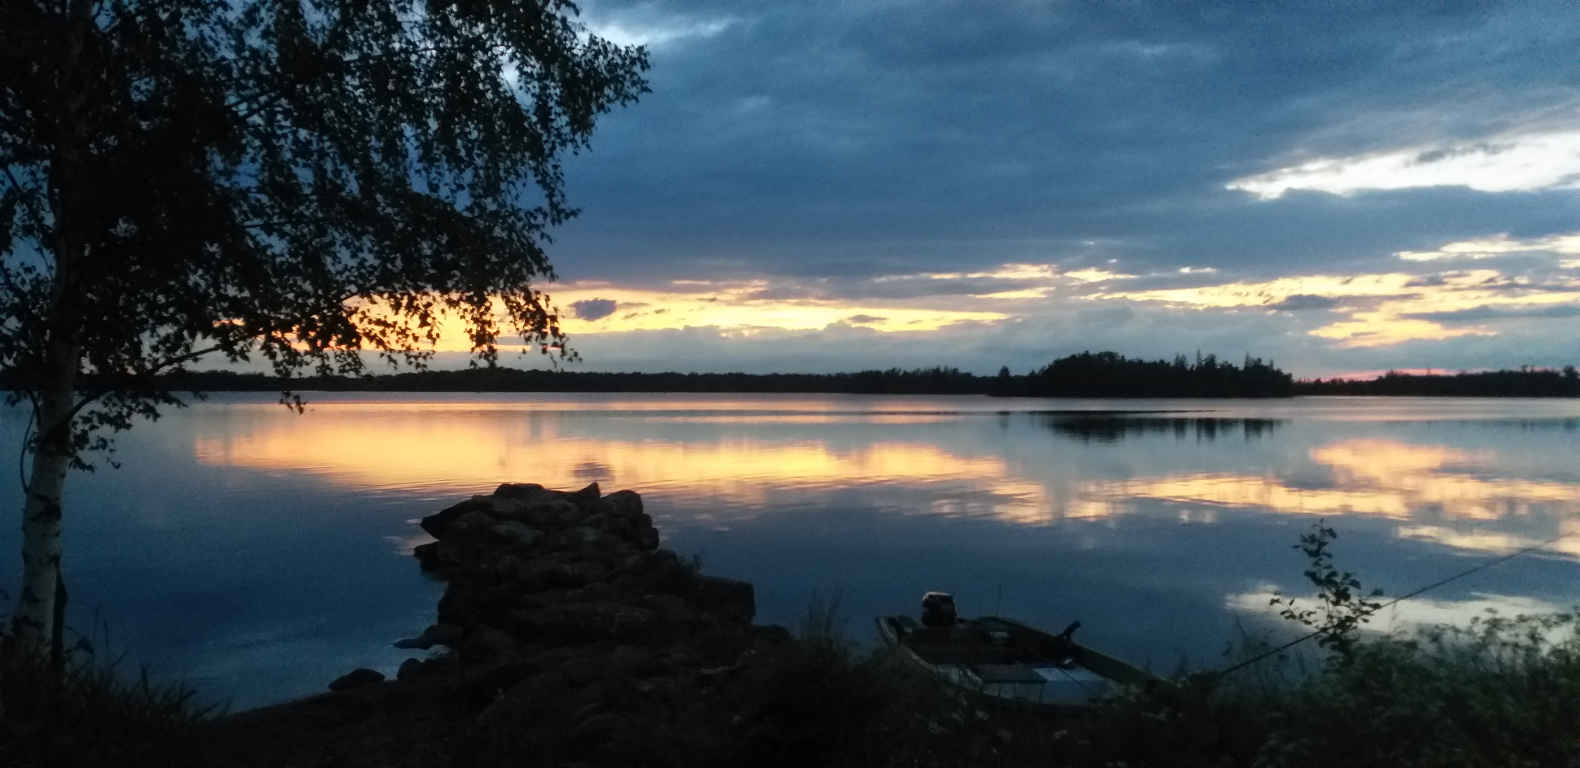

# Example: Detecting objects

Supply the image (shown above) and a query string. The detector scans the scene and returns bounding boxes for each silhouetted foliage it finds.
[55,351,1300,397]
[1268,521,1383,663]
[1,0,647,652]
[1297,367,1580,396]
[1019,351,1294,397]
[94,365,990,394]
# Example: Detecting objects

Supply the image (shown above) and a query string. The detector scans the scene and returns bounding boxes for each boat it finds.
[875,592,1156,709]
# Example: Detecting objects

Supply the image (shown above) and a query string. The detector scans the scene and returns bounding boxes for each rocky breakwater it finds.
[364,482,792,764]
[405,481,759,663]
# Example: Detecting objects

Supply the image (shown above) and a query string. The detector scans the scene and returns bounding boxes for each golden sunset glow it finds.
[1092,268,1580,348]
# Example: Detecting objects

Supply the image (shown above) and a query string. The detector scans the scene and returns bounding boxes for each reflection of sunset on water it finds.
[193,406,1580,539]
[191,413,1051,519]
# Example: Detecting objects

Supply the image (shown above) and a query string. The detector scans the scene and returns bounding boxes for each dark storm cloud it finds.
[570,298,619,321]
[457,0,1580,374]
[555,0,1580,286]
[743,275,1059,301]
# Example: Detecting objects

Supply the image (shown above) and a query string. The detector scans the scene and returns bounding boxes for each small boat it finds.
[875,592,1156,709]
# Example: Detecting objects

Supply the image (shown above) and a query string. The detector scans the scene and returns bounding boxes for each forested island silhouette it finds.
[48,350,1578,397]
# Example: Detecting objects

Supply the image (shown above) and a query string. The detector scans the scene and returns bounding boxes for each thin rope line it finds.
[1216,528,1572,678]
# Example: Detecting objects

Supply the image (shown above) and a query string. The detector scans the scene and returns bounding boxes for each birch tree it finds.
[0,0,648,652]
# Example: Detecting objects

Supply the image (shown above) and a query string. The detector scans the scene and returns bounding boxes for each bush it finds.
[0,610,212,767]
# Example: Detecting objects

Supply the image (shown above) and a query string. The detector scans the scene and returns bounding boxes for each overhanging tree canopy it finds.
[0,0,649,650]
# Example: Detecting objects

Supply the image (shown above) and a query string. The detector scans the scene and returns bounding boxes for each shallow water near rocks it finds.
[3,392,1580,708]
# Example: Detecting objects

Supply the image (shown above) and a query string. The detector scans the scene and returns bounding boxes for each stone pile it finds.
[324,482,791,765]
[404,481,758,664]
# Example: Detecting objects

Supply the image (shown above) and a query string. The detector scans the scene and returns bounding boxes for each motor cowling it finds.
[920,591,957,627]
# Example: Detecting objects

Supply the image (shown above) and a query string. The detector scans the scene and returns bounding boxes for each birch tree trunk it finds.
[13,345,78,654]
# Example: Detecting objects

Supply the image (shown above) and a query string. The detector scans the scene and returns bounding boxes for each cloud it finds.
[1404,304,1580,324]
[1227,130,1580,200]
[570,298,619,321]
[1268,294,1340,311]
[1396,233,1580,263]
[492,1,1580,373]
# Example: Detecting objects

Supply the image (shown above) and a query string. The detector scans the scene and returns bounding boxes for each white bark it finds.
[13,354,76,654]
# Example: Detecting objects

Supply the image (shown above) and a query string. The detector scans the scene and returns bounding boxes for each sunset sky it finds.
[493,1,1580,378]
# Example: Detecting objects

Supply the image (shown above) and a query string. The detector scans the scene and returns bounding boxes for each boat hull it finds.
[875,615,1154,708]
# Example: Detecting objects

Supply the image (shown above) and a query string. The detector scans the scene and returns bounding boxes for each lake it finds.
[3,393,1579,708]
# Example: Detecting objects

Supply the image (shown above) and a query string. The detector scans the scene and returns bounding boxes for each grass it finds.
[0,609,215,767]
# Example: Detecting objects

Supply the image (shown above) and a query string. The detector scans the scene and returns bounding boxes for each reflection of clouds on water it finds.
[1080,438,1580,542]
[1396,518,1580,559]
[1224,587,1569,634]
[193,406,1580,540]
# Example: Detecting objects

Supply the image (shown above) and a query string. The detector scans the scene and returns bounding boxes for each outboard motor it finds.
[1042,620,1081,667]
[920,591,957,627]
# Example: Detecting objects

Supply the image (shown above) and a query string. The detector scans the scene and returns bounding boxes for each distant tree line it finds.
[1296,366,1580,397]
[11,357,1577,397]
[998,351,1295,397]
[60,366,991,395]
[1,350,1305,397]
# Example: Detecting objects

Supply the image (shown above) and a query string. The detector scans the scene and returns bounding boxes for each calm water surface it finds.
[4,393,1580,708]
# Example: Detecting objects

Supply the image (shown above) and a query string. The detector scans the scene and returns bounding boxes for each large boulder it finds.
[692,576,756,624]
[419,495,492,538]
[328,667,385,691]
[494,482,546,500]
[487,520,543,549]
[568,481,601,506]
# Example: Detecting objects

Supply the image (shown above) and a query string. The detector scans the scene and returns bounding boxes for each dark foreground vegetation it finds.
[14,350,1304,397]
[5,503,1579,767]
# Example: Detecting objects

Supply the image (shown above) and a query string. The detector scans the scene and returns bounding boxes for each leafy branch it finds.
[1269,520,1384,663]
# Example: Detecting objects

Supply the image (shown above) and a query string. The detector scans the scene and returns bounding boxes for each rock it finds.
[544,560,609,589]
[494,482,546,500]
[692,576,756,624]
[447,510,496,539]
[515,498,580,527]
[394,622,463,650]
[488,520,543,549]
[397,658,424,681]
[642,593,695,624]
[432,538,475,570]
[420,496,491,538]
[570,481,601,504]
[636,522,660,551]
[328,667,385,691]
[412,541,441,569]
[512,602,661,645]
[393,635,430,650]
[604,490,643,520]
[463,624,519,661]
[571,525,603,545]
[426,623,464,647]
